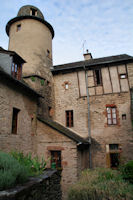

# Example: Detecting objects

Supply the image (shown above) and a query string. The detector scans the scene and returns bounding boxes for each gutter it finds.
[84,65,92,168]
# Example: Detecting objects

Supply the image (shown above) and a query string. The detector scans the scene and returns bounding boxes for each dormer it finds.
[0,47,26,80]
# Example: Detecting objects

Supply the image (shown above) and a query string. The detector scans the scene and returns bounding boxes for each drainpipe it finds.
[84,65,92,168]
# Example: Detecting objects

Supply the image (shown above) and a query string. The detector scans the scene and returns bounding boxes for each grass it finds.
[67,168,133,200]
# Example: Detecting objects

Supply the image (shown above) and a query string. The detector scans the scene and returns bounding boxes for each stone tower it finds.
[6,5,55,118]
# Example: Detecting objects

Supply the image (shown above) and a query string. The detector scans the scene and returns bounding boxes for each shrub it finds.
[10,151,47,176]
[120,160,133,183]
[0,151,29,190]
[67,168,133,200]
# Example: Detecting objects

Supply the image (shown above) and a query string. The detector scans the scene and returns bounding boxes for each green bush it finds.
[120,160,133,183]
[0,151,29,190]
[10,151,47,176]
[67,168,133,200]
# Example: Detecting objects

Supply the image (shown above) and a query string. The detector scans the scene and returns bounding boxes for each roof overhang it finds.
[6,15,54,39]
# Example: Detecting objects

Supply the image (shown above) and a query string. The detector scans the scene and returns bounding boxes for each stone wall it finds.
[0,169,61,200]
[36,119,79,199]
[53,64,133,168]
[90,92,133,167]
[0,78,37,154]
[8,19,53,77]
[53,72,89,138]
[8,17,55,120]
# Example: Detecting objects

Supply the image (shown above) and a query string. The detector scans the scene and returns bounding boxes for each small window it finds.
[11,62,22,80]
[12,108,20,134]
[106,106,117,125]
[46,80,50,86]
[66,110,73,127]
[120,74,127,79]
[16,24,21,32]
[94,69,102,86]
[30,8,37,16]
[51,151,61,169]
[48,107,53,117]
[47,49,50,57]
[65,83,69,90]
[122,114,126,120]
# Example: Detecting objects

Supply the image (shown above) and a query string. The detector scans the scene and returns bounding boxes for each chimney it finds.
[83,49,93,60]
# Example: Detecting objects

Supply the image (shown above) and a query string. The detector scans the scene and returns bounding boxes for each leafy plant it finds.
[40,79,44,86]
[31,76,35,82]
[10,151,47,175]
[120,160,133,183]
[0,151,29,190]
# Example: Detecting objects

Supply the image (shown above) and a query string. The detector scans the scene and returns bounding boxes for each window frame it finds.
[11,62,22,80]
[65,83,69,90]
[94,69,102,86]
[12,107,20,134]
[119,74,127,79]
[30,8,37,16]
[106,106,117,125]
[66,110,73,128]
[51,151,61,169]
[16,24,21,32]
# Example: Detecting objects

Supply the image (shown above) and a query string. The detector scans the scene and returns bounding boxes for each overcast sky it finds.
[0,0,133,65]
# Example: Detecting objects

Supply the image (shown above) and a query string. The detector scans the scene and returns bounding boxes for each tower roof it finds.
[6,5,54,38]
[17,5,44,20]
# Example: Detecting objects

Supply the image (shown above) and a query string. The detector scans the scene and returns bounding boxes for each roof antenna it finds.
[82,40,86,54]
[86,49,89,54]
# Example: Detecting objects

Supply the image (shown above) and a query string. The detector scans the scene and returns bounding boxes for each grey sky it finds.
[0,0,133,65]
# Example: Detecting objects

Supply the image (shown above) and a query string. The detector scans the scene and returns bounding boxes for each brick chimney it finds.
[83,49,93,60]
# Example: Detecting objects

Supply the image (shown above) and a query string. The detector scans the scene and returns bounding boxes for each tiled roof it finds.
[37,116,90,144]
[52,54,133,74]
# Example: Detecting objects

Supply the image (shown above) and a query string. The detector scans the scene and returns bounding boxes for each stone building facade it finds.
[0,62,39,154]
[53,55,133,168]
[0,4,133,199]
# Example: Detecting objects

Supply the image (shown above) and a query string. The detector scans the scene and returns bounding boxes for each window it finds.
[51,151,61,169]
[16,24,21,31]
[11,62,22,80]
[46,80,50,86]
[122,114,126,120]
[12,108,20,134]
[66,110,73,127]
[94,69,102,86]
[47,49,50,57]
[65,83,69,90]
[48,107,53,117]
[120,74,127,79]
[106,144,121,169]
[106,106,117,125]
[109,144,120,168]
[30,8,37,16]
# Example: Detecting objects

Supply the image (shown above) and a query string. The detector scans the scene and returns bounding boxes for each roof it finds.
[52,54,133,74]
[17,5,44,20]
[6,16,54,39]
[0,48,26,64]
[37,116,90,144]
[0,66,42,99]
